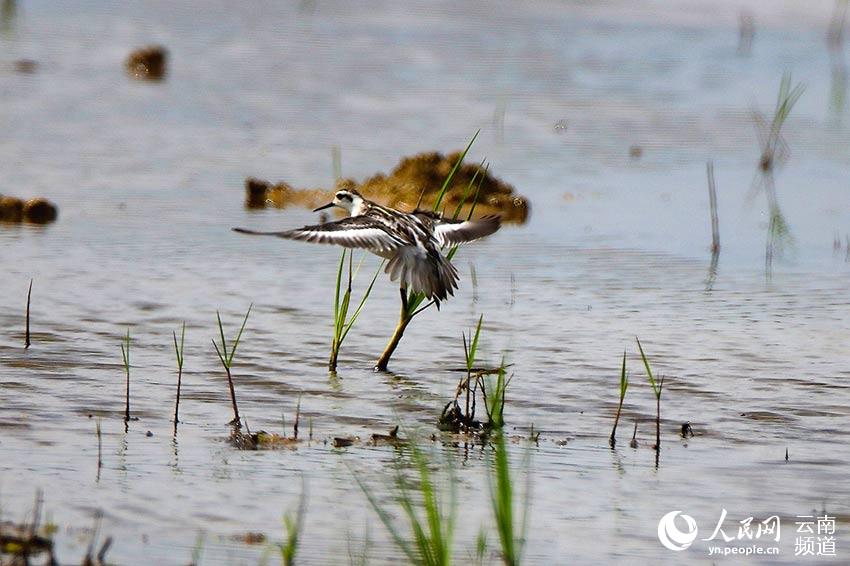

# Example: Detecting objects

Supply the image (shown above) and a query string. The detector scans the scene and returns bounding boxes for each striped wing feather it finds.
[431,215,501,246]
[233,217,405,252]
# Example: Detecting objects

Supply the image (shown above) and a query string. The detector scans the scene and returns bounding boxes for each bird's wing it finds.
[431,215,501,247]
[233,216,406,252]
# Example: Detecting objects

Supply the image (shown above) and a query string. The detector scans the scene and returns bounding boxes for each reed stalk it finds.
[608,351,628,448]
[212,304,252,426]
[24,279,32,349]
[120,329,131,422]
[173,322,185,427]
[96,419,103,480]
[293,395,301,439]
[707,161,720,254]
[636,338,664,463]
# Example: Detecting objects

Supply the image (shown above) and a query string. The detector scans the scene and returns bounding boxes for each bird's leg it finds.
[375,287,412,372]
[399,286,408,313]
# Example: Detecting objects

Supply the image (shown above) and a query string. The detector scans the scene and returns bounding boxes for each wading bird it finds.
[233,189,500,305]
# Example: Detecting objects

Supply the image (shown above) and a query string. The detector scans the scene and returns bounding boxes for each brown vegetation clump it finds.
[13,59,38,74]
[244,177,271,208]
[244,150,530,223]
[0,195,24,222]
[23,198,58,224]
[126,45,168,80]
[245,178,329,211]
[0,195,58,224]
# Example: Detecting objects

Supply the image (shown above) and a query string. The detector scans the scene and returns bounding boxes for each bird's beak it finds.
[312,202,335,212]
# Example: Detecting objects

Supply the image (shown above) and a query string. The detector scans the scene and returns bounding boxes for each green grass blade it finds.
[280,478,307,566]
[468,315,483,369]
[491,431,516,564]
[771,73,805,135]
[120,329,130,369]
[451,159,485,220]
[353,439,457,566]
[619,350,628,399]
[465,163,488,221]
[405,290,428,316]
[475,529,487,565]
[352,251,368,279]
[443,162,487,262]
[173,322,186,368]
[398,130,482,322]
[445,452,458,564]
[338,251,353,327]
[518,440,533,563]
[352,469,420,564]
[335,296,352,348]
[172,331,179,363]
[180,321,185,362]
[407,144,482,320]
[227,303,253,366]
[414,448,443,562]
[212,338,226,366]
[216,311,228,363]
[340,261,382,344]
[636,337,659,398]
[395,471,430,565]
[432,130,480,212]
[334,250,347,324]
[446,245,460,262]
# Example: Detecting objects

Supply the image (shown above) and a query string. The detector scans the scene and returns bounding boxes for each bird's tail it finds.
[385,249,459,303]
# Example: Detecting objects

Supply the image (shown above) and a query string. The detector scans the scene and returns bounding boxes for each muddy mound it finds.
[0,196,58,224]
[126,45,168,80]
[245,151,529,223]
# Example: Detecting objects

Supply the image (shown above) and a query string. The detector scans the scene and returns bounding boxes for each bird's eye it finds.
[336,193,351,201]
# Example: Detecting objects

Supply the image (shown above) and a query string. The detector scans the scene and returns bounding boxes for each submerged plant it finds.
[212,304,252,426]
[439,321,512,435]
[329,250,381,371]
[354,440,457,566]
[461,315,484,432]
[375,131,484,371]
[441,315,484,433]
[609,351,629,448]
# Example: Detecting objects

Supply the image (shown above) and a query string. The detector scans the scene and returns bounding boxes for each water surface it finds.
[1,1,850,564]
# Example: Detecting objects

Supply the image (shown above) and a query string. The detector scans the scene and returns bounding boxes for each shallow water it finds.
[2,1,850,564]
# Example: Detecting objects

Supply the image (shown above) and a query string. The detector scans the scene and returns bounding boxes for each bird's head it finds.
[313,189,365,215]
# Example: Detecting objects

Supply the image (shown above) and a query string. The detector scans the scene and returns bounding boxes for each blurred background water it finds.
[1,1,849,564]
